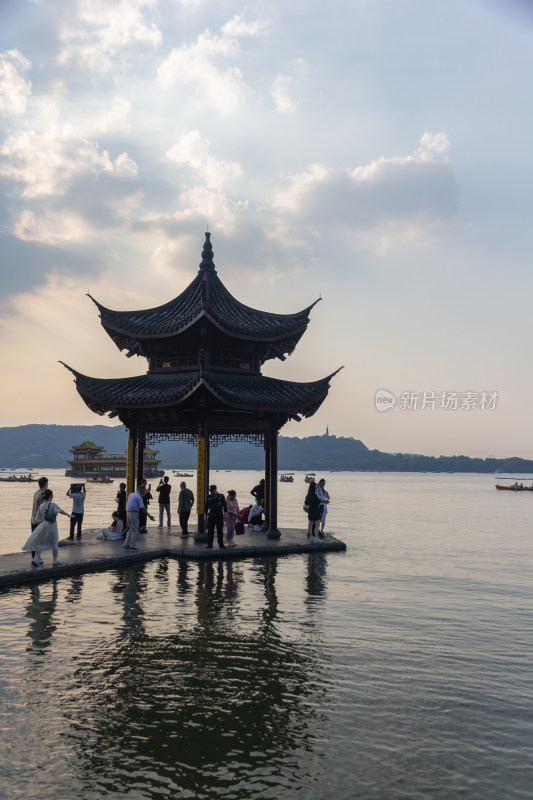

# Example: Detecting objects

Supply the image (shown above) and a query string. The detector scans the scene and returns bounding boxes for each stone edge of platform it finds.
[0,540,347,590]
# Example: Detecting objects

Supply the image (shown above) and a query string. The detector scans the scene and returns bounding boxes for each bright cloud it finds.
[166,130,243,191]
[0,127,138,197]
[269,74,298,112]
[57,0,162,70]
[272,132,456,248]
[157,15,267,114]
[0,49,31,115]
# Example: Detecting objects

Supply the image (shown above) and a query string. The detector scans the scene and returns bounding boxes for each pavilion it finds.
[62,233,340,539]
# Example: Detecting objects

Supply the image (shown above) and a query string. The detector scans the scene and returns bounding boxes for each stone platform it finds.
[0,525,347,589]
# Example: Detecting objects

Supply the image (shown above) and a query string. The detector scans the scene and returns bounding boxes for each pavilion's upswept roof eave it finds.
[60,366,342,419]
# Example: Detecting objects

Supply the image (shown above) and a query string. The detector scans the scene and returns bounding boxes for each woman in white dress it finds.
[22,489,72,567]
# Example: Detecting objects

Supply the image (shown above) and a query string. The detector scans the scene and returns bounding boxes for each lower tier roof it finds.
[60,365,342,420]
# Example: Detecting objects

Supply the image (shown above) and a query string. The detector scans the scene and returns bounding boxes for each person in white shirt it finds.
[316,478,330,535]
[248,500,264,529]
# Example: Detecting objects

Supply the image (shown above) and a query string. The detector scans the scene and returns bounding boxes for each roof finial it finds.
[199,231,215,272]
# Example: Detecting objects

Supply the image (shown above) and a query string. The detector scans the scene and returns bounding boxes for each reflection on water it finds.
[2,472,533,799]
[6,559,329,799]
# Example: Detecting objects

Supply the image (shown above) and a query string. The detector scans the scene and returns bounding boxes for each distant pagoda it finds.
[62,233,340,537]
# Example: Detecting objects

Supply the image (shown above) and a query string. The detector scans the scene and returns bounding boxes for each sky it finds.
[0,0,532,458]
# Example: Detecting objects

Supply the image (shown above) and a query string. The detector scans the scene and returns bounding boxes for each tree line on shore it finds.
[0,424,532,474]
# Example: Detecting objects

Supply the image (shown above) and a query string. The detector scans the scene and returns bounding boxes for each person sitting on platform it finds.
[248,499,264,530]
[98,511,124,540]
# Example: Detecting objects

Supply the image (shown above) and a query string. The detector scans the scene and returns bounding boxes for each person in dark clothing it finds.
[116,483,127,529]
[304,481,322,541]
[177,481,195,537]
[139,483,152,532]
[251,478,265,500]
[156,476,172,528]
[205,484,227,549]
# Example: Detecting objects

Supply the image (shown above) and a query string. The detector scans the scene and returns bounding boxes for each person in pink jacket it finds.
[225,490,240,547]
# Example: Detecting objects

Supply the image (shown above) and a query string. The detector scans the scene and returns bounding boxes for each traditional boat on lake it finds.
[65,441,164,479]
[279,474,294,482]
[0,472,37,483]
[304,473,316,483]
[495,479,533,492]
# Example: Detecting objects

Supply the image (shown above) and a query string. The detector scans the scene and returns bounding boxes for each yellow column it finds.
[196,436,205,516]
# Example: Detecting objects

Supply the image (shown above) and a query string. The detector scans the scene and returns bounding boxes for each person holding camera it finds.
[67,483,86,540]
[156,476,172,528]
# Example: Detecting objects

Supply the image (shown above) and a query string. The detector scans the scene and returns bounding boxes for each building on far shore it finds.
[65,441,163,479]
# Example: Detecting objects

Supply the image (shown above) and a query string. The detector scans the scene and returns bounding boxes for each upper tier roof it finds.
[88,233,319,360]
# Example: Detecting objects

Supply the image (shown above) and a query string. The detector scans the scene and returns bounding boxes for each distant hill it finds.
[0,424,532,473]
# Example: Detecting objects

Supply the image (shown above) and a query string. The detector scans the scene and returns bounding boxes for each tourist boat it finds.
[172,471,193,477]
[279,474,294,482]
[66,441,164,479]
[495,479,533,492]
[86,475,114,484]
[0,472,37,482]
[304,473,316,483]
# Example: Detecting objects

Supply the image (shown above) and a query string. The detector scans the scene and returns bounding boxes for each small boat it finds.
[495,483,533,492]
[0,473,37,482]
[279,474,294,482]
[172,471,193,477]
[304,473,316,483]
[86,475,114,484]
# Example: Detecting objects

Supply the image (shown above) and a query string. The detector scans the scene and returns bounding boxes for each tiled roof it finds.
[88,233,318,358]
[61,365,341,419]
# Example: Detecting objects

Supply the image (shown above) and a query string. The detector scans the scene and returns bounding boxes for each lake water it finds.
[1,470,532,799]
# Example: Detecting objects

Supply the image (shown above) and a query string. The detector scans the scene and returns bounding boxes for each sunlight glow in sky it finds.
[0,0,531,458]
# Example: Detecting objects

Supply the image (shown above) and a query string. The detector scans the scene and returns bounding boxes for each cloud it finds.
[269,74,298,113]
[0,126,138,198]
[157,15,268,115]
[272,132,457,249]
[57,0,162,70]
[0,49,32,115]
[166,130,243,191]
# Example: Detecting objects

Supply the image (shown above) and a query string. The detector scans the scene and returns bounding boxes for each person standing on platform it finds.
[23,489,73,566]
[67,483,86,540]
[251,478,265,501]
[225,490,240,547]
[304,481,322,542]
[156,476,172,529]
[205,484,227,549]
[30,476,48,561]
[139,483,152,533]
[177,481,195,538]
[124,486,154,551]
[116,483,127,530]
[316,478,330,536]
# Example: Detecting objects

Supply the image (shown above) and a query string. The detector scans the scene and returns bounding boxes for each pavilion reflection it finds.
[67,558,327,798]
[111,564,148,637]
[25,581,58,652]
[306,552,328,599]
